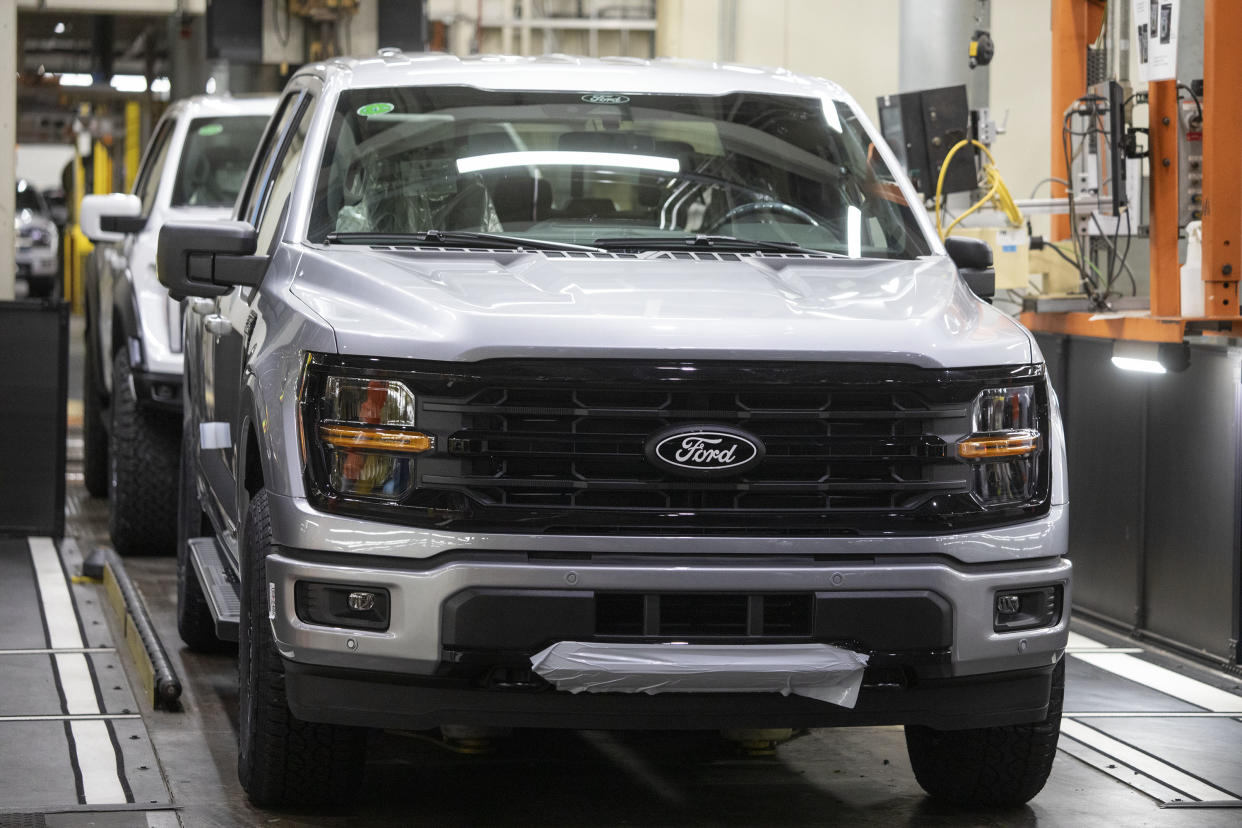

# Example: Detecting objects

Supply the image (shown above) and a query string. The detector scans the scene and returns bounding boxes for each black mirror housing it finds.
[944,236,996,303]
[100,214,148,234]
[157,221,265,299]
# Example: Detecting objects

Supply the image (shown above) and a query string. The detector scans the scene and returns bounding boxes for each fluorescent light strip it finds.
[1111,356,1167,373]
[28,538,129,805]
[457,150,680,175]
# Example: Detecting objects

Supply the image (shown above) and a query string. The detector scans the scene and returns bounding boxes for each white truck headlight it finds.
[958,386,1042,507]
[307,374,433,500]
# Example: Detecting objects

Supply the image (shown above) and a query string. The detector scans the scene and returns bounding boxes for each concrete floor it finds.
[3,316,1241,825]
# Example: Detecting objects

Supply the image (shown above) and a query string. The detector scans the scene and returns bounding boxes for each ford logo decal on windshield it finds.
[645,425,765,478]
[581,94,630,104]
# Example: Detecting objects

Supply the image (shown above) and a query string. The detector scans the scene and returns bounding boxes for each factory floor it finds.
[1,319,1240,826]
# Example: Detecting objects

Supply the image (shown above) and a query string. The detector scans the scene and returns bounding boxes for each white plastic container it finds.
[1181,220,1205,317]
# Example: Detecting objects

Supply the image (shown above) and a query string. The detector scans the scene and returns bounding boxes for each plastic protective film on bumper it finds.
[530,642,870,707]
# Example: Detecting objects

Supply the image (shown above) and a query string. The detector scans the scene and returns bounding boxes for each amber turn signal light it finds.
[319,423,434,453]
[957,430,1039,459]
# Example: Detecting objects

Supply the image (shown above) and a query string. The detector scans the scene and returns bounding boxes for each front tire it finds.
[176,429,226,652]
[108,350,180,555]
[237,489,366,806]
[905,658,1065,807]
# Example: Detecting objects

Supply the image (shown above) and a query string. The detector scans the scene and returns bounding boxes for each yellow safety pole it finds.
[124,101,141,192]
[65,151,92,314]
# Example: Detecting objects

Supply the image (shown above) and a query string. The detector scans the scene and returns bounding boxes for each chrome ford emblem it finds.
[645,425,765,478]
[581,93,630,104]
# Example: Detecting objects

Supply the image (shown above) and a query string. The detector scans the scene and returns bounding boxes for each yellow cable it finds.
[934,139,1023,240]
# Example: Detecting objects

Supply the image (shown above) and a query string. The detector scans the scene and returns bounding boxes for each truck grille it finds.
[303,357,1050,535]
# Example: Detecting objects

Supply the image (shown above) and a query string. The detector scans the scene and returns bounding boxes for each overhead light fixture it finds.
[53,21,66,35]
[109,74,148,93]
[1111,339,1190,374]
[456,150,680,175]
[58,73,93,87]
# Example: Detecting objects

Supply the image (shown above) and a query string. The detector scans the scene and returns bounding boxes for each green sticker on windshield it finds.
[357,102,394,117]
[197,123,224,137]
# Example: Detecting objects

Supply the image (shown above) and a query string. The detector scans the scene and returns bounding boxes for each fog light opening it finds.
[993,585,1062,633]
[295,581,391,631]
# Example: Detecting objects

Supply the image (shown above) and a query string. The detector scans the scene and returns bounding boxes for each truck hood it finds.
[288,248,1033,368]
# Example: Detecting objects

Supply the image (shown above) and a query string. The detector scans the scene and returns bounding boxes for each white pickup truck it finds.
[158,53,1070,809]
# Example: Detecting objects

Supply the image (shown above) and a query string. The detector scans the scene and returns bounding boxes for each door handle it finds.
[204,314,232,335]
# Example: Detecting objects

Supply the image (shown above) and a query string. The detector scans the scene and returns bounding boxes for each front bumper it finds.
[16,251,58,277]
[268,549,1070,680]
[285,659,1058,732]
[265,505,1070,730]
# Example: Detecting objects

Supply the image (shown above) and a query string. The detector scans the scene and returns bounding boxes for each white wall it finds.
[16,144,75,192]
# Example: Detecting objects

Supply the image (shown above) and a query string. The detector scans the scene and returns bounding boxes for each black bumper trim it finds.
[441,587,953,652]
[284,660,1055,732]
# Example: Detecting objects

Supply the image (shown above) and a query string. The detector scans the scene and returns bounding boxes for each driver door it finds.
[192,90,311,549]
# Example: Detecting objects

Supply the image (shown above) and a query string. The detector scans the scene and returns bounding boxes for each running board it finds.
[187,537,240,642]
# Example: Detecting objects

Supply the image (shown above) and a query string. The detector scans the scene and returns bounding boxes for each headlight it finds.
[305,372,434,500]
[958,386,1042,507]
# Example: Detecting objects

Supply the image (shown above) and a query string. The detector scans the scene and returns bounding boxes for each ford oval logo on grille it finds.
[645,425,765,478]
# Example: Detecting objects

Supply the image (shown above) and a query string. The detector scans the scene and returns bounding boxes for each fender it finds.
[110,268,142,364]
[235,374,280,520]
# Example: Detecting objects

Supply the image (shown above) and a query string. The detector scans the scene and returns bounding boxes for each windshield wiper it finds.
[592,234,843,257]
[324,230,604,252]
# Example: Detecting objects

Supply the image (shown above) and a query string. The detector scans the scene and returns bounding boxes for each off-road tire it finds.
[176,430,227,652]
[237,489,367,806]
[108,350,180,555]
[81,322,109,497]
[905,658,1065,807]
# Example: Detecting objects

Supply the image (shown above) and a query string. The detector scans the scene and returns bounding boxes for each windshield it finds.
[171,116,270,208]
[308,86,933,258]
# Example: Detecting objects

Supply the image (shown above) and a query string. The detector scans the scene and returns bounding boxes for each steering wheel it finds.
[432,181,490,229]
[703,200,822,234]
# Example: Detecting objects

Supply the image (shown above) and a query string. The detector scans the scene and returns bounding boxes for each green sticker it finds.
[357,102,395,117]
[197,123,224,137]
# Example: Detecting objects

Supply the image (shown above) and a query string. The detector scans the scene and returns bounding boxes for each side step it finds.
[187,537,241,642]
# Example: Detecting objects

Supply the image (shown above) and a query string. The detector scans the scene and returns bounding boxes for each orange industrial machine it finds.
[1024,0,1241,341]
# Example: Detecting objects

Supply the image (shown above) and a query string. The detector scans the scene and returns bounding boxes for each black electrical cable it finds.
[1177,83,1203,121]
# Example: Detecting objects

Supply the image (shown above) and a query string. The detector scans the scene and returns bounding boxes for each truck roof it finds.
[163,93,280,120]
[296,52,850,102]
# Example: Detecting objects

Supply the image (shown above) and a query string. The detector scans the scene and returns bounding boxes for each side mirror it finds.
[157,221,266,299]
[80,194,145,243]
[944,236,995,303]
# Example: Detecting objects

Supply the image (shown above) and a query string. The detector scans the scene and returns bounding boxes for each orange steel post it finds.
[1050,0,1106,240]
[1148,80,1181,317]
[1201,0,1242,317]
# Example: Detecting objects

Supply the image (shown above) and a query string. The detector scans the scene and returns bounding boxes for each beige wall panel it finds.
[988,0,1052,234]
[733,0,788,68]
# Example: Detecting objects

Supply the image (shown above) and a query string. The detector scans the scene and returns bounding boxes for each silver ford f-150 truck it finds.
[160,52,1070,809]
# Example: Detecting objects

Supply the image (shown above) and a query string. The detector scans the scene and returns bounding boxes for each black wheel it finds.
[238,489,367,806]
[176,428,227,652]
[905,658,1065,808]
[81,322,109,497]
[108,350,180,555]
